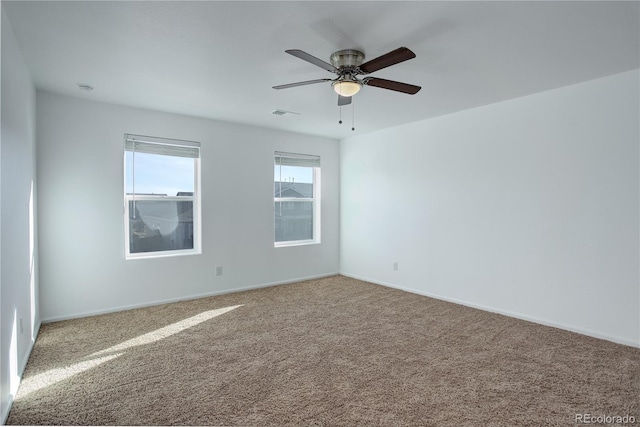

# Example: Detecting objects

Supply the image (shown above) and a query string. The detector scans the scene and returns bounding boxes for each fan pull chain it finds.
[339,105,342,124]
[352,98,355,131]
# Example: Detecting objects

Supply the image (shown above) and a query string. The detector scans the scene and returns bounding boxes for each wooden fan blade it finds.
[359,47,416,74]
[285,49,338,73]
[273,79,332,90]
[363,77,421,95]
[338,95,352,106]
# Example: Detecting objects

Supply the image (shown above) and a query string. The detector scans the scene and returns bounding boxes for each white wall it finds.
[1,6,39,423]
[341,70,640,347]
[36,92,339,321]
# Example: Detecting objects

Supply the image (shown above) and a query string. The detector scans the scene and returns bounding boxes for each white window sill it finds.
[274,240,321,248]
[126,249,202,260]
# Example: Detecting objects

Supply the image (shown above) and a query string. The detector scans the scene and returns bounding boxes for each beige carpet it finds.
[7,275,639,426]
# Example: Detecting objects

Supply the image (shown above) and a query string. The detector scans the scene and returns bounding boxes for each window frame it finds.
[274,152,321,248]
[123,134,202,260]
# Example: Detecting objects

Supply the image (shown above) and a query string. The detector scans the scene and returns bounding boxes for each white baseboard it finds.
[1,398,11,426]
[19,321,40,376]
[340,272,640,349]
[2,321,41,425]
[41,273,340,324]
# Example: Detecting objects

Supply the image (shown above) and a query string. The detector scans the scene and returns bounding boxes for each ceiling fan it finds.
[273,47,421,106]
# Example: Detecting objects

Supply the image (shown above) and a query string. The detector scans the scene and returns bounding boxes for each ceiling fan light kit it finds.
[333,80,362,96]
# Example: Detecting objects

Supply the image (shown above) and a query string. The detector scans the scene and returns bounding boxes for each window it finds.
[124,134,201,259]
[274,151,321,246]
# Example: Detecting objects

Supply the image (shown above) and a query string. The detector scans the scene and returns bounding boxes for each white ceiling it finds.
[3,1,639,140]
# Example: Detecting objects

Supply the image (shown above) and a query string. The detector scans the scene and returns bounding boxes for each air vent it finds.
[77,83,94,92]
[272,109,300,116]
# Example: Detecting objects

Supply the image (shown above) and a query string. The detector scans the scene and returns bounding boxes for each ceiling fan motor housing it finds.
[330,49,365,69]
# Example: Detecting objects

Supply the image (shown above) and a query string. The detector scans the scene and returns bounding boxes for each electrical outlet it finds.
[215,266,223,276]
[393,262,399,271]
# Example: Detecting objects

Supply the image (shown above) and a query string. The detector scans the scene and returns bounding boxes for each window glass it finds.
[275,201,313,242]
[125,152,194,195]
[273,165,313,198]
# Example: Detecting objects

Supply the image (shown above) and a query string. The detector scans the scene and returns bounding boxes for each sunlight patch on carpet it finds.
[17,352,124,398]
[16,305,243,398]
[91,305,243,356]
